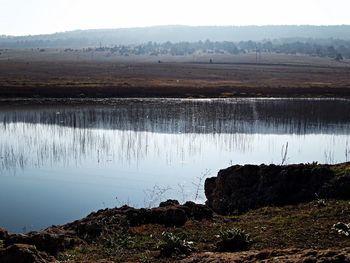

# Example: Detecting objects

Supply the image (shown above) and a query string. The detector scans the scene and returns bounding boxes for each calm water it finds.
[0,98,349,233]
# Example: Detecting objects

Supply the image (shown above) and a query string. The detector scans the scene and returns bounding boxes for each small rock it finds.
[159,199,180,207]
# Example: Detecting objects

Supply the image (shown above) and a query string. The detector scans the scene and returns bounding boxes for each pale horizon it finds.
[4,24,350,38]
[1,0,350,36]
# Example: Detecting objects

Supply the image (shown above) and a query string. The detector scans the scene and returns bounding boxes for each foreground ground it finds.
[1,51,350,98]
[1,200,350,262]
[61,201,350,262]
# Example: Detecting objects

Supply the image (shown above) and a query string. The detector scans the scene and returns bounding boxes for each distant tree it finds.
[335,53,343,61]
[327,46,337,58]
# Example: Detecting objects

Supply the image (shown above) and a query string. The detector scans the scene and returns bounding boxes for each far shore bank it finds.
[1,58,350,100]
[1,85,350,99]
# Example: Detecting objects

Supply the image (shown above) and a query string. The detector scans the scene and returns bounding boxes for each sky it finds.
[1,0,350,36]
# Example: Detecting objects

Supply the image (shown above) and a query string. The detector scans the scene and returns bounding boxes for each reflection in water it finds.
[0,98,349,233]
[1,98,350,134]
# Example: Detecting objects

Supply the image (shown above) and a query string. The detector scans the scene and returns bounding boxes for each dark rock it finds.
[122,206,188,227]
[0,227,9,240]
[76,221,103,239]
[159,199,180,207]
[4,232,83,256]
[0,244,55,263]
[183,202,213,221]
[205,163,350,214]
[156,207,188,227]
[65,210,128,241]
[125,203,212,226]
[320,174,350,199]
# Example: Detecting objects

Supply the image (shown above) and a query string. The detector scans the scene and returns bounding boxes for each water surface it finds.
[0,98,349,233]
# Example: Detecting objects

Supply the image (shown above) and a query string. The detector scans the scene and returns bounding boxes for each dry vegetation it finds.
[55,200,350,262]
[0,51,350,98]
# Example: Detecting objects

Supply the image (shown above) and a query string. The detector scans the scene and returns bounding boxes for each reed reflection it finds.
[1,98,350,174]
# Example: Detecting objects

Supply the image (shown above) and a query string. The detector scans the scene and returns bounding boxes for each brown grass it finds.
[1,52,350,98]
[57,200,350,262]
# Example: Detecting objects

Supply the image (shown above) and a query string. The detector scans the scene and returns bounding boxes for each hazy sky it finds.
[1,0,350,36]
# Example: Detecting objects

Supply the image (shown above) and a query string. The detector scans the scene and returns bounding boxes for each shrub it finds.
[216,228,252,252]
[158,232,194,258]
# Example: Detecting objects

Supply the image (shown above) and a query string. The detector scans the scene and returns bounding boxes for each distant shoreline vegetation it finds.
[2,41,350,61]
[2,39,349,61]
[1,25,350,60]
[83,39,349,61]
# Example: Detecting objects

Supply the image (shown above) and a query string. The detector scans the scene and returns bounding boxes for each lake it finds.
[0,98,349,233]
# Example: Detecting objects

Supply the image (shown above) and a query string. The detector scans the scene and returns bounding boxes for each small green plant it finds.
[139,252,151,263]
[158,232,194,258]
[101,231,134,258]
[216,228,252,252]
[332,222,350,237]
[314,193,327,207]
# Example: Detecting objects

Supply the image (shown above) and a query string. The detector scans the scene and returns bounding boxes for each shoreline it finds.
[1,86,350,99]
[0,96,350,106]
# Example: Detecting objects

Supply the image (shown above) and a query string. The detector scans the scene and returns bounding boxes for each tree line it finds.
[87,39,350,60]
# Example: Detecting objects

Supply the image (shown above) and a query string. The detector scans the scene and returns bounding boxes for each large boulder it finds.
[205,163,350,214]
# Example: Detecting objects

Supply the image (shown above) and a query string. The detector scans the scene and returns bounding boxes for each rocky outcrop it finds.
[118,205,189,227]
[0,244,55,263]
[183,201,214,221]
[4,231,83,256]
[118,201,213,227]
[2,201,213,257]
[181,248,350,263]
[205,163,350,214]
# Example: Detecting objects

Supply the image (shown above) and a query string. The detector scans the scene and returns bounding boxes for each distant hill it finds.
[1,25,350,48]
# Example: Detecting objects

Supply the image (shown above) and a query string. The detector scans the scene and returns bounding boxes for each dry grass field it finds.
[0,49,350,98]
